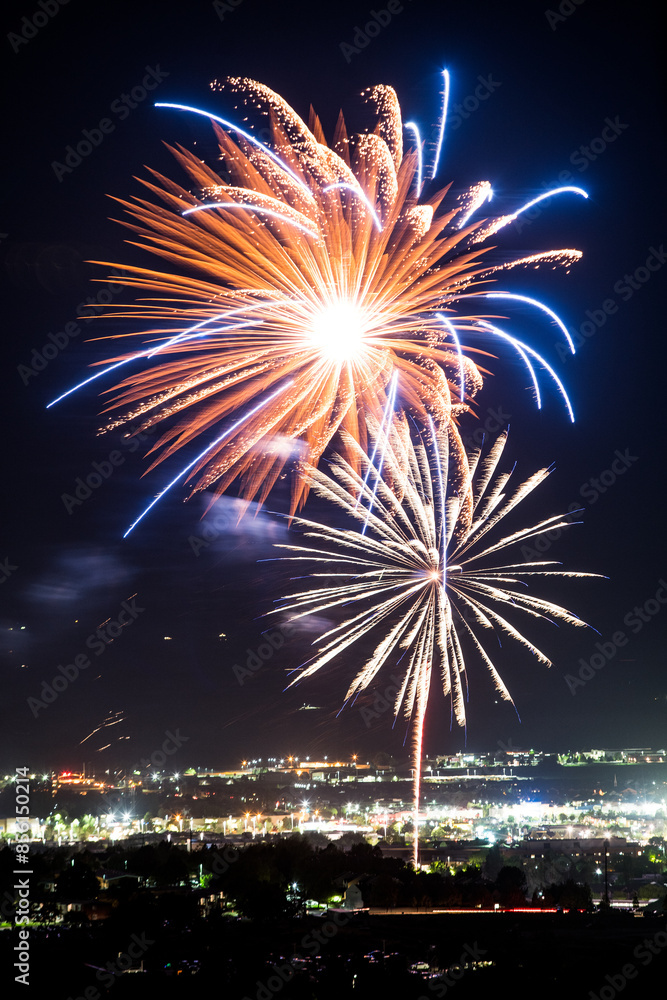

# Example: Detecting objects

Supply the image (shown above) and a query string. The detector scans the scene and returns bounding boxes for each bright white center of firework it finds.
[309,302,368,363]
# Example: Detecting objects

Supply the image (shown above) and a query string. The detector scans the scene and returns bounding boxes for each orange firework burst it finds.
[62,76,582,516]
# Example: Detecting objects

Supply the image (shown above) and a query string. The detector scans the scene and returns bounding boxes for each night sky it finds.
[1,0,665,774]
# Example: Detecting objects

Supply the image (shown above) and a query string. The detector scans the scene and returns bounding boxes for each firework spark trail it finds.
[474,186,588,240]
[437,313,465,404]
[403,121,423,194]
[123,380,292,536]
[411,670,430,865]
[361,371,399,534]
[183,201,322,238]
[321,183,383,229]
[482,292,575,354]
[430,69,451,180]
[155,100,314,196]
[355,370,399,516]
[46,312,265,408]
[477,322,574,421]
[48,72,586,513]
[457,181,493,229]
[271,418,599,866]
[428,414,447,588]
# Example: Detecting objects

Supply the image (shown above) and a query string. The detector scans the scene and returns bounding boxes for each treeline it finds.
[204,837,594,916]
[6,833,663,925]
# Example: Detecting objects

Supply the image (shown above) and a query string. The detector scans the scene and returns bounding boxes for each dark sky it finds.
[1,0,665,773]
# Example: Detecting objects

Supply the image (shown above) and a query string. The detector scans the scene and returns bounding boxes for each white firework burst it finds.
[271,417,599,865]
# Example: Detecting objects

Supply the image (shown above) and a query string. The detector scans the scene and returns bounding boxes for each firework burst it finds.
[272,417,599,864]
[50,75,585,522]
